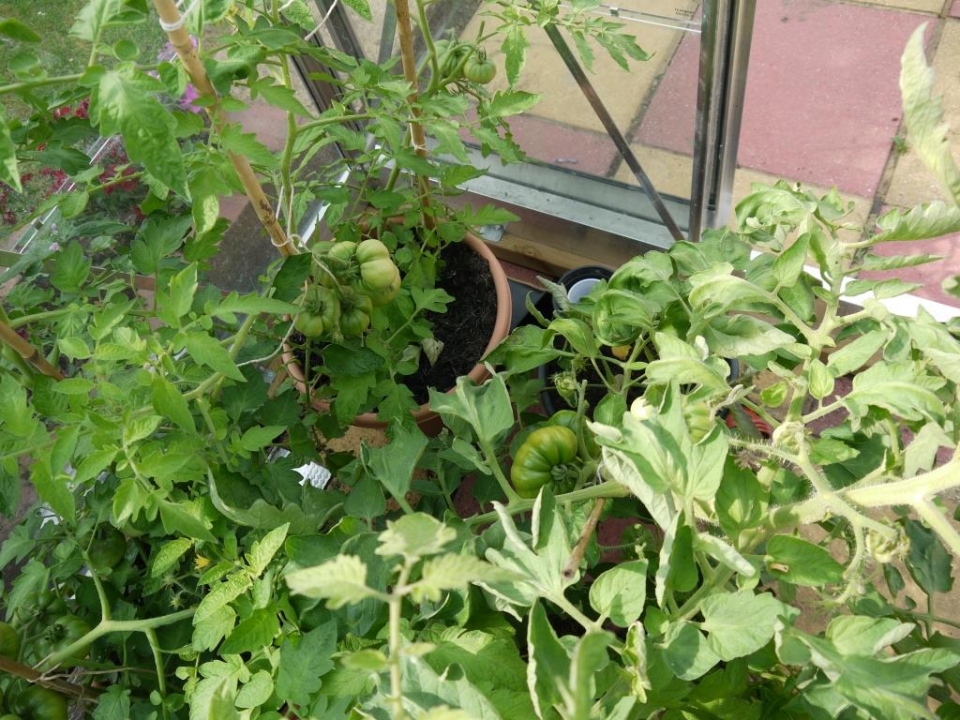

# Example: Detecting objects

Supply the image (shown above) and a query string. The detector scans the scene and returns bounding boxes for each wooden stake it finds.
[151,0,295,257]
[0,320,64,380]
[393,0,434,229]
[563,498,607,579]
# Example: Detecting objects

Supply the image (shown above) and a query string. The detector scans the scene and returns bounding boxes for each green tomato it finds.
[33,615,90,668]
[88,527,126,574]
[548,410,599,459]
[0,622,20,659]
[510,425,578,499]
[11,686,67,720]
[360,259,401,306]
[339,288,373,337]
[464,54,497,84]
[354,238,391,264]
[294,285,341,338]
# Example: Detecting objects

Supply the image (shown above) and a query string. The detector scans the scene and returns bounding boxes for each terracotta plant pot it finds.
[284,231,512,436]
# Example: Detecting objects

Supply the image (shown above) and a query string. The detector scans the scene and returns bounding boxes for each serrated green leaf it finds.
[238,425,284,452]
[195,574,252,624]
[487,90,540,118]
[221,609,279,656]
[182,333,245,381]
[285,554,381,607]
[0,106,21,193]
[413,554,515,602]
[661,620,721,681]
[149,537,193,578]
[340,0,372,21]
[212,292,299,318]
[766,534,844,586]
[826,331,887,377]
[234,669,274,709]
[31,459,76,523]
[247,523,289,576]
[376,513,456,561]
[92,69,187,195]
[159,499,216,542]
[50,241,91,294]
[123,414,163,445]
[276,620,337,706]
[360,424,427,507]
[151,377,195,432]
[430,373,514,447]
[904,518,954,595]
[0,17,41,43]
[91,685,131,720]
[900,25,960,204]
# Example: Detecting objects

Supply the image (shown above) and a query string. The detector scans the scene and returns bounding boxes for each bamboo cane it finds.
[151,0,295,257]
[393,0,434,230]
[0,319,64,380]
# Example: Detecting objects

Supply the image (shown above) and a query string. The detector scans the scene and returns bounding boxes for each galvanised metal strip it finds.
[540,21,686,244]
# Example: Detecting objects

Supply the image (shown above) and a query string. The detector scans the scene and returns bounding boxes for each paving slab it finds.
[461,4,696,138]
[860,212,960,307]
[638,0,928,198]
[952,0,960,18]
[857,0,947,11]
[885,19,960,207]
[613,143,694,199]
[496,115,619,176]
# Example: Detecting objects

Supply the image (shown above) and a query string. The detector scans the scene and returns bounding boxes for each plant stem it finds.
[464,481,629,528]
[0,74,86,96]
[0,656,98,700]
[477,437,522,504]
[8,307,78,329]
[388,562,414,720]
[146,628,172,720]
[42,609,196,670]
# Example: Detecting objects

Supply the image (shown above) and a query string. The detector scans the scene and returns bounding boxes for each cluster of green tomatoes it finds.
[433,40,498,86]
[293,238,402,340]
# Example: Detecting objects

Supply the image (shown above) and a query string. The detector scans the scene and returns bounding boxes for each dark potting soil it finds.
[294,240,498,408]
[406,240,497,404]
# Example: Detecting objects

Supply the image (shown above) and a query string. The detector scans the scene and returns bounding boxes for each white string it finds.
[304,0,340,42]
[158,0,201,32]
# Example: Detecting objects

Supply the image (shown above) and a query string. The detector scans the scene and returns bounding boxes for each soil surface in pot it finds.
[294,240,498,406]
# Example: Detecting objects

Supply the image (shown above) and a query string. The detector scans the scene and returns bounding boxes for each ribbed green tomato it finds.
[464,54,497,84]
[510,425,578,499]
[294,285,341,339]
[549,410,599,459]
[360,258,401,306]
[339,288,373,337]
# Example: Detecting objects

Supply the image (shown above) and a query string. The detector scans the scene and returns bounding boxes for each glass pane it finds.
[307,1,705,245]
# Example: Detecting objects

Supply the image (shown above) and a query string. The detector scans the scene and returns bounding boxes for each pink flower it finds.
[180,84,203,114]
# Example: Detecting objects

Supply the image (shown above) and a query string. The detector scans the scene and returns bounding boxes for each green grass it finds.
[0,0,167,118]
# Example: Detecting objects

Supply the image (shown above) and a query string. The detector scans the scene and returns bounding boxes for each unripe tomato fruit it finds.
[464,55,497,84]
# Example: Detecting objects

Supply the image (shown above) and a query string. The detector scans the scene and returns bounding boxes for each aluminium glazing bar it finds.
[540,21,686,244]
